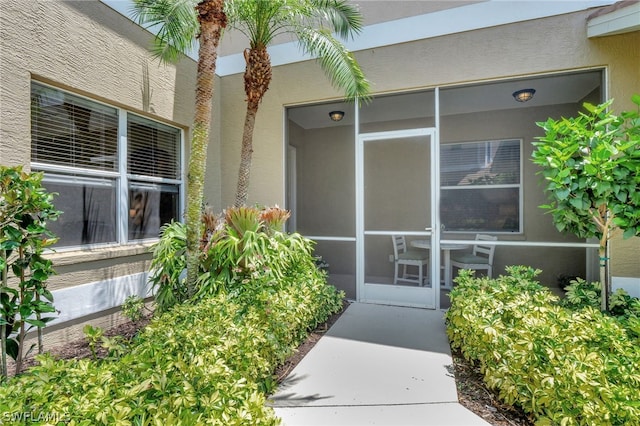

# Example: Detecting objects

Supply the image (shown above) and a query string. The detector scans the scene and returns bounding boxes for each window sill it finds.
[45,242,156,266]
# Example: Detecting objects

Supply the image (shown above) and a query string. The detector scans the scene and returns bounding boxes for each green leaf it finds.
[5,338,19,360]
[556,188,570,200]
[24,318,47,328]
[32,269,49,282]
[584,163,598,175]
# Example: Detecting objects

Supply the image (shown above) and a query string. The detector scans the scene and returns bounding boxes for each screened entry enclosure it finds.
[287,70,602,309]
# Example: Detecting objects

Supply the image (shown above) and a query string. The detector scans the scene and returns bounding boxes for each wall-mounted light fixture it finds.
[329,110,344,121]
[512,88,536,102]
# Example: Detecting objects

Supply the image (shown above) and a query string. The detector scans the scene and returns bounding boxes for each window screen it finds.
[441,139,521,233]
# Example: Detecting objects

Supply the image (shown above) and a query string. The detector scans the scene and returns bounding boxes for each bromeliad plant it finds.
[0,166,60,378]
[149,205,303,312]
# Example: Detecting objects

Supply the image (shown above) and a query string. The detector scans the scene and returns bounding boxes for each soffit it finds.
[100,0,617,76]
[587,0,640,37]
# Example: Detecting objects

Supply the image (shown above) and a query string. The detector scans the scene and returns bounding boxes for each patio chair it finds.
[450,234,497,279]
[391,235,429,286]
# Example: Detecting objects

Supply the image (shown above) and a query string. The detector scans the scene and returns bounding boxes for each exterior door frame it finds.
[356,127,441,309]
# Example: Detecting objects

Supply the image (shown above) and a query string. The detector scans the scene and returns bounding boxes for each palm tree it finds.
[131,0,226,296]
[225,0,370,207]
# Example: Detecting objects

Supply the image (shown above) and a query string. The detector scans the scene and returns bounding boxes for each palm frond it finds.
[297,27,370,103]
[308,0,363,39]
[130,0,199,63]
[225,0,283,47]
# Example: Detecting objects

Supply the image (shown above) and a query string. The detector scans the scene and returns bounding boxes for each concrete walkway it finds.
[269,302,490,425]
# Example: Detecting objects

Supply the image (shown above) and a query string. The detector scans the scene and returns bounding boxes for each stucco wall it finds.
[216,8,639,280]
[0,0,206,345]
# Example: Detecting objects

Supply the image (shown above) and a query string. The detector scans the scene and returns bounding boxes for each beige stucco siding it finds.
[215,8,638,280]
[0,0,208,347]
[0,0,199,276]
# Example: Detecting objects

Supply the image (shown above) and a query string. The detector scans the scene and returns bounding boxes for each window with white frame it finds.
[30,81,183,248]
[440,139,521,233]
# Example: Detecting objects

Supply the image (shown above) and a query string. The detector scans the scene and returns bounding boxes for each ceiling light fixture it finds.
[512,88,536,102]
[329,110,344,121]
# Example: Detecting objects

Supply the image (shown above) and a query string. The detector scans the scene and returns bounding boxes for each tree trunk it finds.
[599,245,606,311]
[36,293,43,354]
[234,47,272,207]
[235,106,258,207]
[14,247,24,375]
[185,0,226,296]
[599,241,610,312]
[1,250,7,378]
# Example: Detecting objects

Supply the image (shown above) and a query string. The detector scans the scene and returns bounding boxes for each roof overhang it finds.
[101,0,621,75]
[587,0,640,37]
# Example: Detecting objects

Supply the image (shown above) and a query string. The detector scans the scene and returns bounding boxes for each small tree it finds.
[532,95,640,311]
[225,0,371,207]
[1,166,60,377]
[132,0,227,297]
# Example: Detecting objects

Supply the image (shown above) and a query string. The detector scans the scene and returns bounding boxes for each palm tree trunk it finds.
[234,105,258,207]
[185,0,226,296]
[234,47,272,207]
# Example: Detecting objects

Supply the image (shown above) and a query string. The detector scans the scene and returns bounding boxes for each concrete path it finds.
[269,302,490,425]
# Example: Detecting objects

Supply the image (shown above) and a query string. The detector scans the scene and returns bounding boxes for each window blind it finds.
[128,114,180,179]
[440,139,521,233]
[441,140,520,187]
[30,82,119,171]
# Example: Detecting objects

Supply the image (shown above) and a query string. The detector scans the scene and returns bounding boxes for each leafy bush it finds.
[1,166,60,378]
[0,202,343,423]
[0,249,343,424]
[562,278,640,336]
[148,220,188,313]
[446,266,640,426]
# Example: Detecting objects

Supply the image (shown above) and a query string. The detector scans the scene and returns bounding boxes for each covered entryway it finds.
[286,69,604,309]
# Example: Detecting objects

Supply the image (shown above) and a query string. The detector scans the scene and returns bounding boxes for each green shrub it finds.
[446,266,640,426]
[1,166,60,378]
[0,216,344,424]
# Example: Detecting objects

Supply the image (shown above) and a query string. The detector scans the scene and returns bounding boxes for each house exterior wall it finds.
[0,1,637,345]
[0,0,214,347]
[215,8,639,282]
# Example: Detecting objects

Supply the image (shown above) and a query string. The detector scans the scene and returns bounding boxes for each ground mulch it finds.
[9,301,533,425]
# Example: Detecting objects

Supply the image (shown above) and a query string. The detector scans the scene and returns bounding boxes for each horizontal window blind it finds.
[440,139,522,233]
[31,82,119,171]
[441,139,520,187]
[128,114,180,179]
[30,81,183,248]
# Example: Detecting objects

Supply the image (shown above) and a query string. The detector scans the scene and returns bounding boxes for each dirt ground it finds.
[10,302,533,426]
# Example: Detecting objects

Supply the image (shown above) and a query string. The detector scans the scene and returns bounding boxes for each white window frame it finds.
[440,138,523,234]
[30,81,185,250]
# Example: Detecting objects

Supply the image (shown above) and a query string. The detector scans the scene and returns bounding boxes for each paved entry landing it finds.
[269,303,490,425]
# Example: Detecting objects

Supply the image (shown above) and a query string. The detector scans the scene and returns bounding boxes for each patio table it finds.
[410,240,470,288]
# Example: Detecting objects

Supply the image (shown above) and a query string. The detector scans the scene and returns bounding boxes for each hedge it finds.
[446,266,640,426]
[0,263,343,425]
